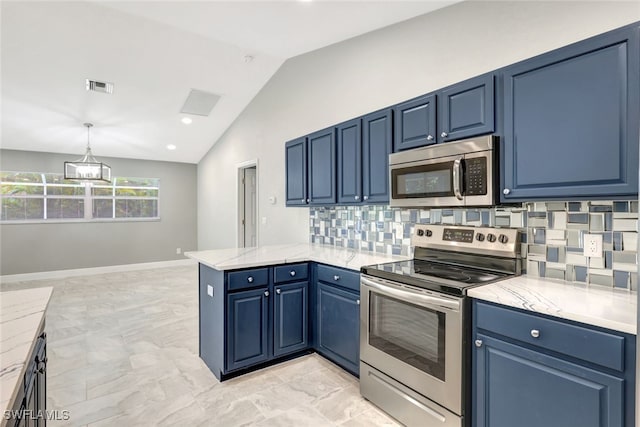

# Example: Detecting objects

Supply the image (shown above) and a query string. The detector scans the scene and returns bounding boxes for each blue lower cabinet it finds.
[226,287,270,372]
[475,333,624,427]
[273,281,309,357]
[316,281,360,375]
[473,301,636,427]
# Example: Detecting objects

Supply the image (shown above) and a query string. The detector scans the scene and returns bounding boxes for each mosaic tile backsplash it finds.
[309,201,638,290]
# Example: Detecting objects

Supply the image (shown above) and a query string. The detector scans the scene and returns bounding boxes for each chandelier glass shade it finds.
[64,123,111,183]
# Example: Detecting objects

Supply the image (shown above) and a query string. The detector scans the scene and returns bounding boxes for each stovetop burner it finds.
[360,224,521,296]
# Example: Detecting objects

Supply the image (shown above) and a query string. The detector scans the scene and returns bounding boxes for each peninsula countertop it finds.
[185,243,410,272]
[469,275,637,335]
[0,287,53,420]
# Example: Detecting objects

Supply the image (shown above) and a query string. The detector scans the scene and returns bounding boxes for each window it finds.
[0,171,160,223]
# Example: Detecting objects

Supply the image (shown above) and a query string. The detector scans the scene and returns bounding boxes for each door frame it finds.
[236,159,259,248]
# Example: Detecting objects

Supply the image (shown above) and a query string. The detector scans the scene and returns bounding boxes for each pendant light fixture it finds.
[64,123,111,183]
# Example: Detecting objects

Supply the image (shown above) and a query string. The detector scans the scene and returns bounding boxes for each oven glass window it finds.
[391,162,454,199]
[369,293,445,380]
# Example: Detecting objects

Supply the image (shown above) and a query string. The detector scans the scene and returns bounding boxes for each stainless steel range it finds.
[360,224,521,427]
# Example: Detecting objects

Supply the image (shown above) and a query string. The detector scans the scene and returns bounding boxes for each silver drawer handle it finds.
[530,329,540,338]
[333,275,340,281]
[356,299,360,305]
[264,290,269,297]
[276,289,281,295]
[290,271,296,277]
[247,276,254,283]
[475,339,483,348]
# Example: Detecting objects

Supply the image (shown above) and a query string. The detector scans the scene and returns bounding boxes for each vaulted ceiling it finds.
[1,1,457,163]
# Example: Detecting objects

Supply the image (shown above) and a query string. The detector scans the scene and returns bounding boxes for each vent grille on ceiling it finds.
[180,89,221,116]
[86,79,114,94]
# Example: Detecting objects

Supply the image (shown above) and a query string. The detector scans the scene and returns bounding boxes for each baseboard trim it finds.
[0,259,197,284]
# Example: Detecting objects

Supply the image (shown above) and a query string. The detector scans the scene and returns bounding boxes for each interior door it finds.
[243,167,257,247]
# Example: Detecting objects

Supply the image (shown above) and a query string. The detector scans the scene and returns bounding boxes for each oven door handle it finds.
[453,158,463,201]
[361,277,460,311]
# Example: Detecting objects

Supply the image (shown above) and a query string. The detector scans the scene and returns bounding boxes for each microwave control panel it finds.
[464,157,487,196]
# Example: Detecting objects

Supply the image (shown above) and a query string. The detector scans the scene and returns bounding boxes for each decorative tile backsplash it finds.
[309,201,638,290]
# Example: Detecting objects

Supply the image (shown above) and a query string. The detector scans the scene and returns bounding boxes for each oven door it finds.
[360,275,463,415]
[389,154,464,208]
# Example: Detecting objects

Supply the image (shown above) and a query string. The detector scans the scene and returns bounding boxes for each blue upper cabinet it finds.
[362,109,393,203]
[501,24,640,202]
[285,137,307,206]
[337,119,362,204]
[308,127,337,205]
[438,74,495,143]
[393,94,437,151]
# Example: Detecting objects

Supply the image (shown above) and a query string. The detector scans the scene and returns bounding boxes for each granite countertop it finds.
[468,276,637,335]
[185,243,410,272]
[0,287,53,417]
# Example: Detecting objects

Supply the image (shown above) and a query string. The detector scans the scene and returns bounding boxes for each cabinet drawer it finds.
[274,263,308,284]
[227,268,269,291]
[475,301,625,372]
[317,264,360,292]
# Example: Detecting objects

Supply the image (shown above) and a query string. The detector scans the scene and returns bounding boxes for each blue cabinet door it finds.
[337,119,362,204]
[501,25,639,201]
[273,281,309,357]
[226,288,270,371]
[363,109,392,203]
[285,137,308,206]
[393,94,437,152]
[308,127,337,205]
[439,74,494,143]
[316,282,360,375]
[474,333,624,427]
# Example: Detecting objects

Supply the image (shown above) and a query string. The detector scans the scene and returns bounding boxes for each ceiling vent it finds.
[180,89,220,117]
[86,79,114,94]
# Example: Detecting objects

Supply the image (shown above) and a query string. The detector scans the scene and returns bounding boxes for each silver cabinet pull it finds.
[290,270,296,277]
[306,198,310,203]
[363,196,369,201]
[301,199,305,203]
[264,290,269,297]
[333,275,340,281]
[441,131,448,138]
[276,289,281,295]
[530,329,540,338]
[427,135,434,141]
[503,188,511,195]
[247,276,254,283]
[355,195,360,200]
[475,339,483,348]
[356,299,360,305]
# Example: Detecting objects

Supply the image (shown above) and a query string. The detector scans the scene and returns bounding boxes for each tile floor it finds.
[1,266,399,426]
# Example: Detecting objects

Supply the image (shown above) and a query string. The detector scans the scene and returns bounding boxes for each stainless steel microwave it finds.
[389,135,496,208]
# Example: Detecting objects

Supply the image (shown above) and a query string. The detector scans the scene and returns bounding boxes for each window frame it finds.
[1,172,161,224]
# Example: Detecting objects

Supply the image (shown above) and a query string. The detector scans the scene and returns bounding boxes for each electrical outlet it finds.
[583,234,603,258]
[176,247,182,255]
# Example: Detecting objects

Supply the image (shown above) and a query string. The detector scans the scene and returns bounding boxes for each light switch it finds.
[261,217,267,225]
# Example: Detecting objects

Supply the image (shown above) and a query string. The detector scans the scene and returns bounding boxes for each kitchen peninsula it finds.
[185,243,408,380]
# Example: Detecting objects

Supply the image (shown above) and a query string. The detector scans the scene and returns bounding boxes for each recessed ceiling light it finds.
[167,144,177,150]
[181,117,193,125]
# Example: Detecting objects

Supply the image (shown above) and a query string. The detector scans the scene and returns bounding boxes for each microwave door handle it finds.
[453,158,463,200]
[361,277,460,311]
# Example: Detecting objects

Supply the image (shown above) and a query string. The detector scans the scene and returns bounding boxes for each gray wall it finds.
[197,1,640,251]
[1,149,197,275]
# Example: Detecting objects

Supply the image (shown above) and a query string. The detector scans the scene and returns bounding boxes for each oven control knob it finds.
[425,229,433,237]
[417,229,424,237]
[498,234,509,244]
[487,233,497,243]
[476,233,485,242]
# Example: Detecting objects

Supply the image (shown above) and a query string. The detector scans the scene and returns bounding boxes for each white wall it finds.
[197,1,640,250]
